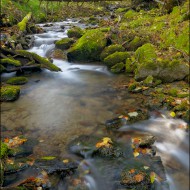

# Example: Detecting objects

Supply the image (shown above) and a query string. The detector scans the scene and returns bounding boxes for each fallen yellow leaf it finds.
[63,159,69,164]
[150,172,156,183]
[96,137,113,148]
[170,111,176,117]
[133,150,140,158]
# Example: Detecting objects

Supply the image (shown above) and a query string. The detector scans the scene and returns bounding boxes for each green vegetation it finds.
[0,86,21,102]
[6,77,28,85]
[0,142,9,159]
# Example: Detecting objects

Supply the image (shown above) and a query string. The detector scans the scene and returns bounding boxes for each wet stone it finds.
[34,159,78,175]
[105,117,127,130]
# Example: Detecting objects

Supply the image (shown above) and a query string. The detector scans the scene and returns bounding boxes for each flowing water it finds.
[1,20,189,190]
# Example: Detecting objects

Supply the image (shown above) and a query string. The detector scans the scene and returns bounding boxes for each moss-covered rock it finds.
[111,62,125,73]
[126,36,147,51]
[16,50,61,72]
[1,58,21,67]
[0,142,9,159]
[104,52,129,67]
[135,43,157,64]
[55,38,75,50]
[135,59,189,82]
[67,29,108,62]
[100,44,125,61]
[125,57,137,73]
[6,77,28,85]
[1,86,20,101]
[143,75,153,85]
[67,26,84,38]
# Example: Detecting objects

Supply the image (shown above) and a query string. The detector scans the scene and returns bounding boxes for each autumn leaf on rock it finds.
[134,174,144,182]
[4,136,27,148]
[96,137,113,148]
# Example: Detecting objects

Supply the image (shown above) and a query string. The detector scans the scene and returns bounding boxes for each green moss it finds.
[104,52,129,67]
[124,9,137,19]
[17,12,32,31]
[55,38,74,50]
[0,142,9,159]
[41,156,56,160]
[6,77,28,85]
[67,26,84,38]
[127,36,146,51]
[111,62,125,74]
[0,64,6,73]
[177,93,189,98]
[1,58,21,67]
[144,75,153,84]
[100,44,125,61]
[174,101,188,111]
[135,43,157,64]
[16,50,61,72]
[99,27,111,32]
[125,57,137,73]
[128,82,137,92]
[67,29,107,62]
[168,88,178,97]
[1,86,20,102]
[115,8,128,13]
[154,79,162,86]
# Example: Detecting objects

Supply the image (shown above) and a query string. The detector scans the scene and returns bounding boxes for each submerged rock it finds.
[69,135,123,158]
[35,158,78,175]
[6,77,28,85]
[67,29,108,62]
[0,86,20,102]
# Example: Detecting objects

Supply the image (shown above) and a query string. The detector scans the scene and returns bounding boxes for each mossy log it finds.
[0,47,61,73]
[17,12,32,32]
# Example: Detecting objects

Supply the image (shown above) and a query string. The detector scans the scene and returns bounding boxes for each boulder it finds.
[55,38,75,50]
[100,44,125,61]
[104,52,129,67]
[0,86,20,102]
[67,29,108,62]
[111,62,125,73]
[135,59,189,82]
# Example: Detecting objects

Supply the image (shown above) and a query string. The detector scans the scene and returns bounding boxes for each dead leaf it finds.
[96,137,113,148]
[134,174,144,182]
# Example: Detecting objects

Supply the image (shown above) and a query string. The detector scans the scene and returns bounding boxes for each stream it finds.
[1,20,189,190]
